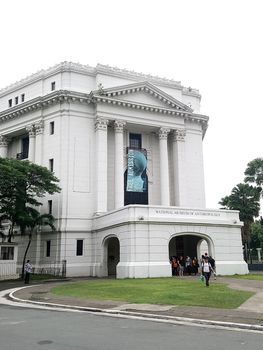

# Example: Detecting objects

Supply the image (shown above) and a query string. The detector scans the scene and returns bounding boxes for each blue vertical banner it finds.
[126,149,147,192]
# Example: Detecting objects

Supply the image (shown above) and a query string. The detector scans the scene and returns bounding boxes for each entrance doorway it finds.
[169,234,210,261]
[106,237,120,276]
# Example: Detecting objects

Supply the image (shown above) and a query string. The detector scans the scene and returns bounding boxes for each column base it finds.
[215,261,249,275]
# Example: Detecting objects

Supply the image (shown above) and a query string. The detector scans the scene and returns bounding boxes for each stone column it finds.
[0,135,9,158]
[159,127,170,206]
[35,121,44,165]
[26,125,36,162]
[172,129,186,206]
[95,117,109,214]
[114,120,126,209]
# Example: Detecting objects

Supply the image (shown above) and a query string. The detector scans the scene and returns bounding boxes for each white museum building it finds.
[0,62,248,278]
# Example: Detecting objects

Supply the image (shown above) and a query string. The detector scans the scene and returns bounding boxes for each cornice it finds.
[92,94,208,137]
[96,64,184,90]
[184,113,209,138]
[0,62,96,97]
[0,62,200,99]
[92,94,190,116]
[0,90,92,123]
[0,88,209,137]
[92,81,193,112]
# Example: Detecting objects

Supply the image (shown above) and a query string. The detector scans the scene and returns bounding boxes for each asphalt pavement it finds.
[1,275,263,332]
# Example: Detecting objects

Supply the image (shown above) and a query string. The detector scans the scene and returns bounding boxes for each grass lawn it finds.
[226,274,263,281]
[51,277,253,309]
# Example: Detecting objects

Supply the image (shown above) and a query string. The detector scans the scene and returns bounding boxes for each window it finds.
[76,240,83,256]
[8,99,12,108]
[51,81,56,91]
[129,133,142,149]
[48,200,53,215]
[16,136,29,159]
[49,158,54,172]
[50,121,54,135]
[0,247,14,260]
[21,94,25,102]
[22,136,29,156]
[15,96,19,105]
[46,240,51,257]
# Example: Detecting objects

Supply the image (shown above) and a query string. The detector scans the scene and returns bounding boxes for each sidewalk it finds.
[1,276,263,331]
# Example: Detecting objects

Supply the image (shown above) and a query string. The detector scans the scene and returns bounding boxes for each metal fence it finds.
[244,248,262,264]
[30,260,67,278]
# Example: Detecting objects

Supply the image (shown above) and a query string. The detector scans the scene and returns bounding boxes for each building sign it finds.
[126,149,147,192]
[155,209,221,217]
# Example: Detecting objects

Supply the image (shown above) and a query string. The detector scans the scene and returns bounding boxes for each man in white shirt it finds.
[24,260,33,284]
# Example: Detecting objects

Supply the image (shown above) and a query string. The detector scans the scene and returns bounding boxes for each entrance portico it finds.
[92,205,248,278]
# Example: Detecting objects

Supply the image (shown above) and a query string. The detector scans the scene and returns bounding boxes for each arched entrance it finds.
[105,237,120,277]
[169,234,213,262]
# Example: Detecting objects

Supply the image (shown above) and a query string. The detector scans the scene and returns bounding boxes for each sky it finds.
[0,0,262,209]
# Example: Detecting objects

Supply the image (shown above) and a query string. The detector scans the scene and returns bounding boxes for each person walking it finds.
[201,256,212,287]
[24,260,33,284]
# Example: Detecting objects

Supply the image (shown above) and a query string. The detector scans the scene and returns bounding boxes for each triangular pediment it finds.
[91,81,192,112]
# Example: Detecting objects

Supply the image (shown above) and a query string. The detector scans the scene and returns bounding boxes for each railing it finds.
[244,248,262,264]
[31,260,67,278]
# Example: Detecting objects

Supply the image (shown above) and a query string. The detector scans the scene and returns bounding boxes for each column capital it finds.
[173,129,186,142]
[35,121,44,135]
[114,120,126,133]
[0,135,10,147]
[95,117,109,131]
[158,127,170,140]
[26,124,36,137]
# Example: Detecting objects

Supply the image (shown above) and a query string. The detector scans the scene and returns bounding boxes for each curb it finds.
[7,287,263,333]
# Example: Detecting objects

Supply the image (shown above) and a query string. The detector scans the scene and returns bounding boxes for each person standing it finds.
[171,257,178,276]
[24,260,33,284]
[185,256,192,275]
[192,257,199,275]
[178,256,185,277]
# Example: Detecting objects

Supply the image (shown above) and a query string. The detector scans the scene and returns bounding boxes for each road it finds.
[0,305,262,350]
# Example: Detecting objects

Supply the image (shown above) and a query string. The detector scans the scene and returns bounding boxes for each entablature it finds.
[0,88,208,136]
[0,90,92,124]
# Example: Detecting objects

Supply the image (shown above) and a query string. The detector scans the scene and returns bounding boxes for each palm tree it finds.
[21,208,56,279]
[244,157,263,187]
[219,183,261,246]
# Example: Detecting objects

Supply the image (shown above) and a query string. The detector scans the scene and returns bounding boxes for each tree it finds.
[21,208,56,279]
[0,214,6,242]
[0,157,61,242]
[250,219,263,250]
[219,183,261,245]
[244,157,263,187]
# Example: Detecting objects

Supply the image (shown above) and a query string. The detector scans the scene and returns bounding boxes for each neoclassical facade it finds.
[0,62,248,277]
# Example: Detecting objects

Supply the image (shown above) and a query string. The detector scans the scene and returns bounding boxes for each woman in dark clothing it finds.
[192,257,199,275]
